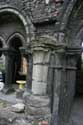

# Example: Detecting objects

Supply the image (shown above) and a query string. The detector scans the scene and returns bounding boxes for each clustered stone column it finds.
[53,54,63,124]
[32,44,50,95]
[25,39,52,124]
[47,45,80,125]
[58,47,80,125]
[47,45,65,125]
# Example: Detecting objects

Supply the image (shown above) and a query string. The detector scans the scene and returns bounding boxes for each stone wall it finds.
[0,0,65,21]
[0,0,67,39]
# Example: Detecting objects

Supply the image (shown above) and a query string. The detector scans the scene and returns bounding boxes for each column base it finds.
[24,93,51,125]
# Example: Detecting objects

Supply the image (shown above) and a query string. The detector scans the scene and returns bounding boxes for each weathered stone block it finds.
[33,51,44,64]
[26,106,50,115]
[33,51,50,64]
[24,94,50,108]
[25,94,51,117]
[32,81,47,95]
[11,103,25,113]
[32,65,48,82]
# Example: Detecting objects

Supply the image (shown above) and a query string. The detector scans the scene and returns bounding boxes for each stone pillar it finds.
[47,52,55,111]
[24,40,52,125]
[32,44,50,95]
[26,48,33,90]
[2,47,16,94]
[58,48,80,125]
[52,53,63,124]
[48,47,64,125]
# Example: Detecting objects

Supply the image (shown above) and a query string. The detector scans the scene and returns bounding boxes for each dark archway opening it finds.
[9,36,27,86]
[75,42,83,96]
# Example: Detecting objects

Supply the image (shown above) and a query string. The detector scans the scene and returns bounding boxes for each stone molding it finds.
[7,33,26,47]
[66,46,81,55]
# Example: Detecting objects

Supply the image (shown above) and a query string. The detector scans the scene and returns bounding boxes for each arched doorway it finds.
[0,10,29,93]
[8,34,28,87]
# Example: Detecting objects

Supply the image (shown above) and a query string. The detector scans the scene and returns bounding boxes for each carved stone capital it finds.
[31,37,66,54]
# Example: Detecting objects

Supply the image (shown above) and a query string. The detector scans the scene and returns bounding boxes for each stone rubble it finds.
[11,103,25,113]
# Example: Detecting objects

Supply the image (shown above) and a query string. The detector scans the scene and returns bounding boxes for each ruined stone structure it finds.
[0,0,83,125]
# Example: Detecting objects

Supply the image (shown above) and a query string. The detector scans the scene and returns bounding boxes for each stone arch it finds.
[60,0,78,31]
[74,27,83,47]
[64,0,83,98]
[0,7,35,43]
[5,32,27,87]
[60,0,83,47]
[0,7,35,93]
[7,33,26,47]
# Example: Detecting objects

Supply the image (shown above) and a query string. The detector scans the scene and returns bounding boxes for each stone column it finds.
[2,47,16,94]
[25,40,52,125]
[47,51,55,111]
[48,47,64,125]
[26,48,33,90]
[32,44,50,95]
[58,48,80,125]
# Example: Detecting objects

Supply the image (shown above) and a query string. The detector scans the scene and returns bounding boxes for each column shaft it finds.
[50,53,63,125]
[32,50,50,95]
